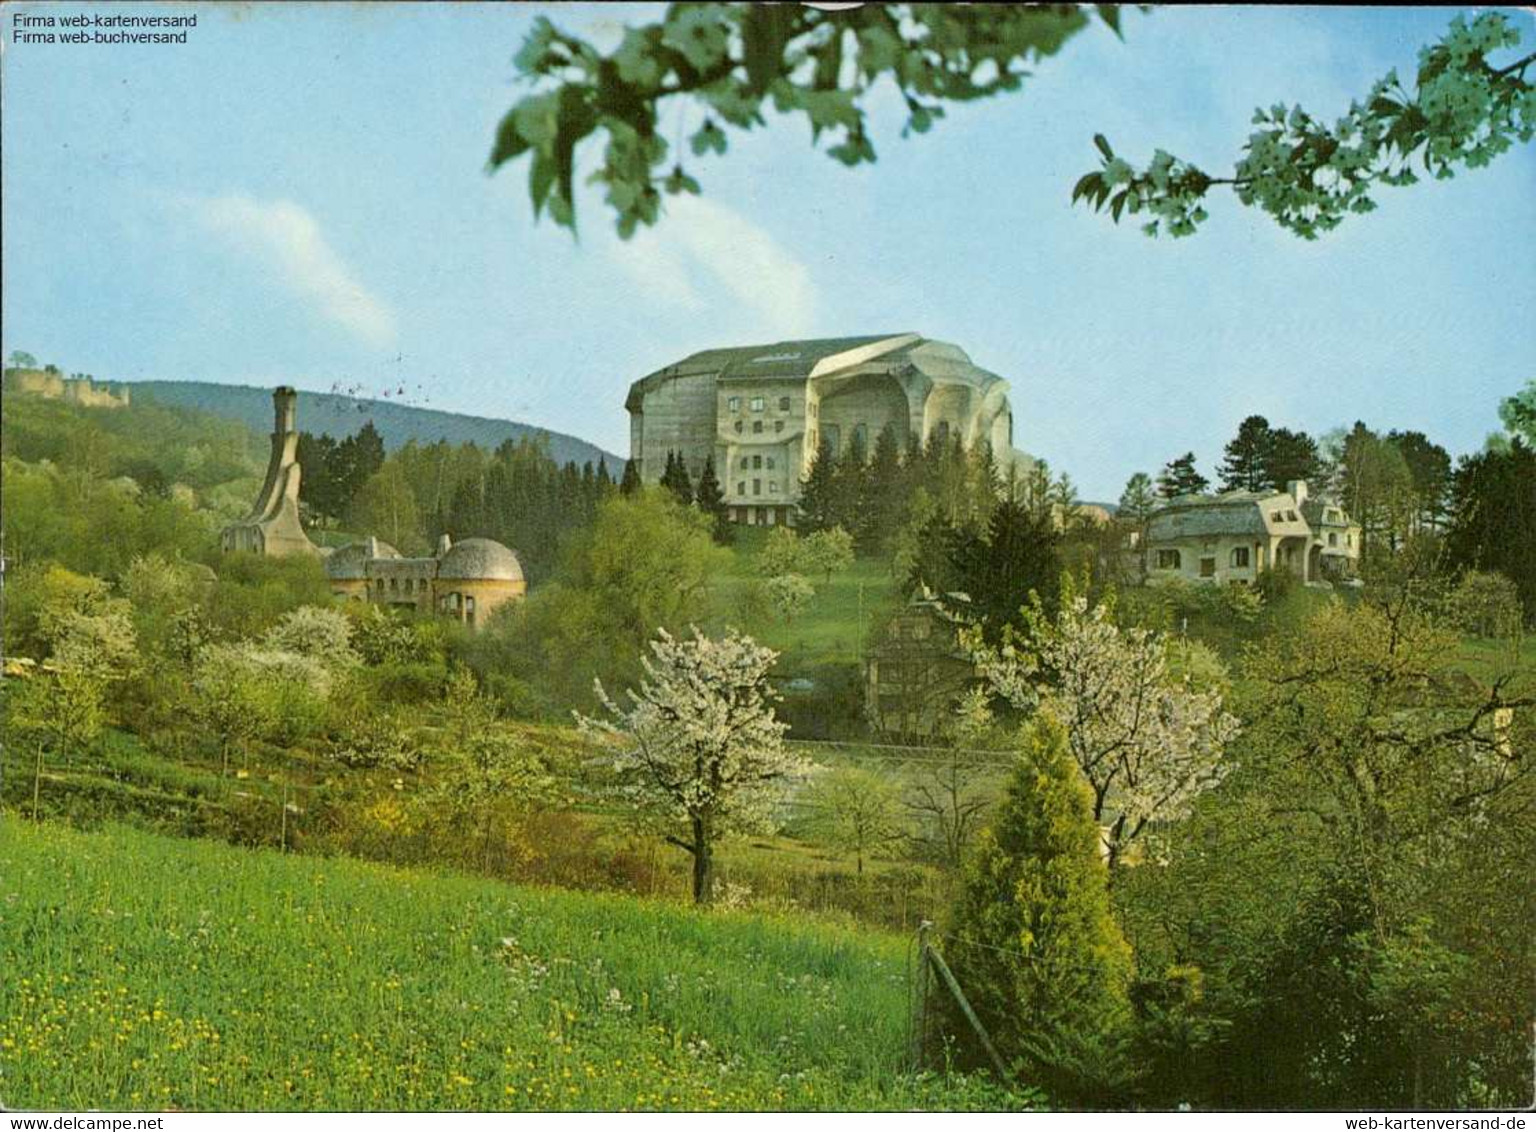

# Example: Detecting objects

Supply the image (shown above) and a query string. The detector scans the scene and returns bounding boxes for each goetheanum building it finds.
[625,333,1021,527]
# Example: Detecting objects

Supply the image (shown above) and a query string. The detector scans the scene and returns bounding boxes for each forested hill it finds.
[128,380,622,468]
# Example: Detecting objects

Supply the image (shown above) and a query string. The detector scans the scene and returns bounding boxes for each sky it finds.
[3,3,1533,501]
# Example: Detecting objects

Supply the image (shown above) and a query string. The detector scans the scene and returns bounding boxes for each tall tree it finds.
[619,458,642,496]
[1218,415,1273,492]
[693,454,732,544]
[1446,439,1536,618]
[1157,452,1209,499]
[1388,429,1453,533]
[1262,427,1320,492]
[797,438,838,533]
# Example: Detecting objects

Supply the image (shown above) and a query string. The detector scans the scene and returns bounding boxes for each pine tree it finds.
[1157,453,1209,499]
[1218,415,1274,492]
[619,459,642,496]
[694,455,733,545]
[941,713,1134,1102]
[1262,427,1320,492]
[866,423,905,554]
[797,438,839,533]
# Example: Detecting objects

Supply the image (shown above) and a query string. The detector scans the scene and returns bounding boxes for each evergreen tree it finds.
[595,457,614,491]
[693,455,733,545]
[942,714,1134,1102]
[659,450,694,506]
[944,499,1062,642]
[1386,429,1452,533]
[797,438,838,533]
[619,458,642,496]
[1446,439,1536,618]
[866,424,905,554]
[1117,472,1157,526]
[1218,415,1274,492]
[1262,427,1321,492]
[1157,453,1209,499]
[835,427,872,547]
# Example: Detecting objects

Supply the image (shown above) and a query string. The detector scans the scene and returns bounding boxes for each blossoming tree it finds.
[579,627,807,904]
[972,590,1240,868]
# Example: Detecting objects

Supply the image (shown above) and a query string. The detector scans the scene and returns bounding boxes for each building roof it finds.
[324,539,399,580]
[436,537,524,582]
[625,333,1008,410]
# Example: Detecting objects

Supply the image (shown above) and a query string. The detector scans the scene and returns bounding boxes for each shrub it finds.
[1446,571,1524,638]
[939,714,1134,1105]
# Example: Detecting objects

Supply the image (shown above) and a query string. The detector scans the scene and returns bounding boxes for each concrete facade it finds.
[626,334,1021,527]
[1144,480,1361,586]
[220,387,321,557]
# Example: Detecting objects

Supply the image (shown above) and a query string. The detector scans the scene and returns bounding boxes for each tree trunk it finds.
[691,817,714,905]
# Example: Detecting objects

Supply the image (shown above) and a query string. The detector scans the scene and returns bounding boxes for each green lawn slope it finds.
[0,821,1024,1112]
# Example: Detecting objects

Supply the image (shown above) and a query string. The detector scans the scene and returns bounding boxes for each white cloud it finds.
[195,195,396,348]
[606,195,817,338]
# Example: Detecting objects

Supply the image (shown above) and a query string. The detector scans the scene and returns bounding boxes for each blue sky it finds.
[3,4,1533,500]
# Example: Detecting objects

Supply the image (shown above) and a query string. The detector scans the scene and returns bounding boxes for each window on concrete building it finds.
[766,457,775,470]
[734,421,743,434]
[1156,549,1181,570]
[738,481,746,495]
[824,424,840,451]
[774,420,784,433]
[1286,511,1298,522]
[779,396,790,411]
[728,396,740,412]
[753,479,762,495]
[752,455,762,469]
[1230,547,1250,568]
[753,421,763,434]
[1200,557,1216,578]
[750,397,765,412]
[769,481,779,494]
[1329,532,1338,547]
[739,457,748,470]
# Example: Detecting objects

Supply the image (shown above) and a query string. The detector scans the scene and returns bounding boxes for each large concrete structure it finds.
[1144,480,1361,586]
[220,386,320,557]
[625,333,1020,527]
[325,534,526,630]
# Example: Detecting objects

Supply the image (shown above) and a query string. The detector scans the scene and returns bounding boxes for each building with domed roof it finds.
[626,333,1028,527]
[325,532,526,629]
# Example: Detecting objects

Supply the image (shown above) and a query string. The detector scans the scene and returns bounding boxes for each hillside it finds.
[0,821,1021,1112]
[129,380,623,469]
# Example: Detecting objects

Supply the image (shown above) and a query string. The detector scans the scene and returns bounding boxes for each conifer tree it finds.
[1219,415,1275,492]
[1157,453,1210,499]
[619,458,642,496]
[694,455,733,545]
[942,713,1134,1103]
[797,438,838,533]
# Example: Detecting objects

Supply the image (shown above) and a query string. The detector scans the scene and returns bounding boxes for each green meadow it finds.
[0,821,1026,1112]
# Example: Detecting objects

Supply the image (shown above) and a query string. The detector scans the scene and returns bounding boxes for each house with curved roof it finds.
[1144,480,1360,586]
[325,533,526,630]
[625,333,1025,527]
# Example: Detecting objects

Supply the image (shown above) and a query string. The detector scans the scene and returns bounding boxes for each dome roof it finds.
[436,537,523,582]
[324,539,400,580]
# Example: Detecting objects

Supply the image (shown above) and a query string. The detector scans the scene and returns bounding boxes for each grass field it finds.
[715,529,900,668]
[0,821,1026,1112]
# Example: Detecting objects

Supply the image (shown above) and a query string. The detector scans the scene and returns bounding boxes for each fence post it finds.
[909,920,932,1072]
[927,941,1011,1082]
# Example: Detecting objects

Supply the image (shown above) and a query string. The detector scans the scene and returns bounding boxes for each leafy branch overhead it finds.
[1074,12,1536,238]
[488,2,1128,236]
